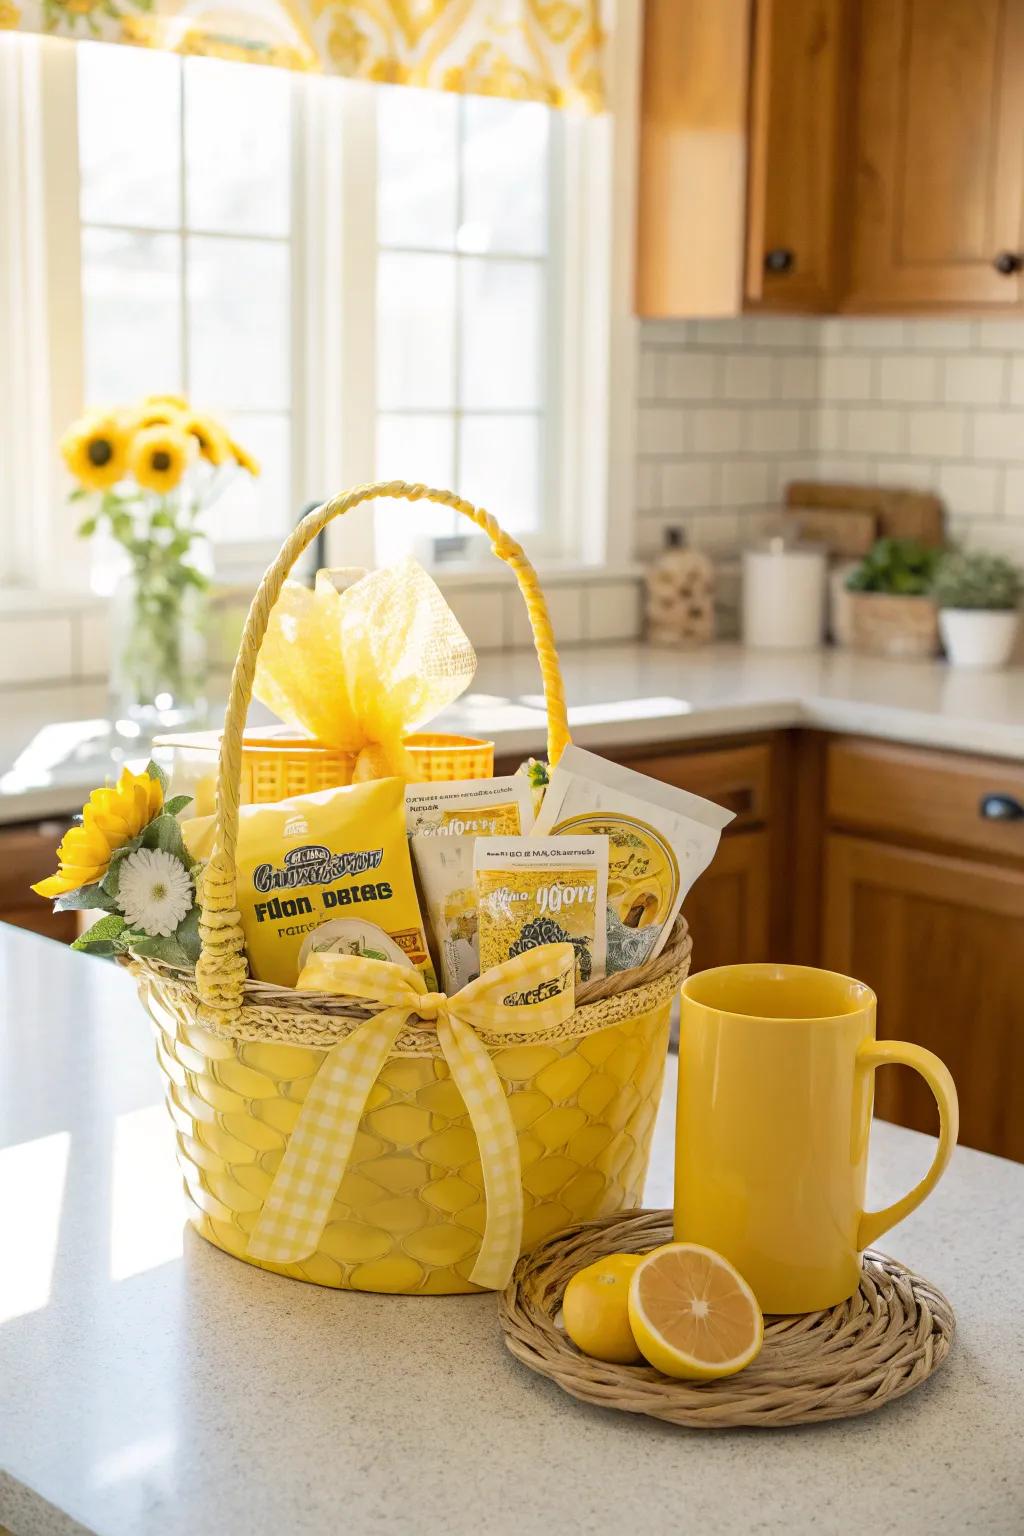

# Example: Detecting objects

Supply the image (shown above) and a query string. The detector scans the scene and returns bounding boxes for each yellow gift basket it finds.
[132,482,691,1294]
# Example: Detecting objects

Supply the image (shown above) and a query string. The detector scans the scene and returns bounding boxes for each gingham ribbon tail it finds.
[245,944,576,1289]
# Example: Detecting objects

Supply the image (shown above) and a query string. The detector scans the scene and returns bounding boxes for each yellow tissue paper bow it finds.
[246,944,577,1289]
[252,558,477,781]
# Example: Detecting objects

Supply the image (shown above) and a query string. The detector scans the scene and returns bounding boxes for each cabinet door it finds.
[823,833,1024,1161]
[745,0,848,311]
[684,829,770,973]
[848,0,1024,310]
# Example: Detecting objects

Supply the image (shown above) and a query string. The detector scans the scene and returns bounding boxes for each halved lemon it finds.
[562,1252,644,1364]
[627,1242,764,1381]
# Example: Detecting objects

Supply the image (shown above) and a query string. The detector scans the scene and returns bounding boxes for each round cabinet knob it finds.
[979,793,1024,821]
[764,248,795,274]
[992,251,1024,275]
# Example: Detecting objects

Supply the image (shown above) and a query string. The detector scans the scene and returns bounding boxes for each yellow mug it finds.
[675,964,959,1314]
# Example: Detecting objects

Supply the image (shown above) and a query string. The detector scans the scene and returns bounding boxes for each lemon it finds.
[562,1252,644,1364]
[627,1242,764,1381]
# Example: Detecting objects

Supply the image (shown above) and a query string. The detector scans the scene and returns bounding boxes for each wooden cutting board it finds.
[785,482,945,546]
[783,505,879,557]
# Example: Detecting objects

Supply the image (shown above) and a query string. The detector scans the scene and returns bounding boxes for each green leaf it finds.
[145,758,169,795]
[162,793,193,818]
[54,881,117,913]
[175,904,202,964]
[99,834,146,901]
[81,913,128,943]
[129,931,191,967]
[76,517,98,539]
[141,812,192,868]
[69,487,89,502]
[70,937,117,959]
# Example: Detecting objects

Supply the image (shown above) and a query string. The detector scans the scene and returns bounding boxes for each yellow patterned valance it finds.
[4,0,606,110]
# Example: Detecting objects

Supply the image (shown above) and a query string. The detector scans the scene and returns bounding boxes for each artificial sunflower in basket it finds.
[33,762,203,967]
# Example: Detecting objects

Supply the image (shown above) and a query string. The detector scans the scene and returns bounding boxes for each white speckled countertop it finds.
[2,925,1022,1536]
[3,643,1024,825]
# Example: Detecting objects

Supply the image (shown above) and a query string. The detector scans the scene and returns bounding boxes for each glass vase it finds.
[110,549,210,746]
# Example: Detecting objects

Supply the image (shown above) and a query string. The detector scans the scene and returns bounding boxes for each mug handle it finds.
[856,1039,959,1252]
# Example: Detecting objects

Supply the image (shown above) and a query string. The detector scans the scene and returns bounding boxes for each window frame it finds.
[2,25,631,594]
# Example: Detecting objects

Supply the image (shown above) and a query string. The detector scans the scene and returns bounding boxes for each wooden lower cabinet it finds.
[0,820,77,945]
[822,832,1024,1162]
[683,829,771,973]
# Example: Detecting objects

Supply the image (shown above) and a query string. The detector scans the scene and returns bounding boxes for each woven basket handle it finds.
[195,479,571,1023]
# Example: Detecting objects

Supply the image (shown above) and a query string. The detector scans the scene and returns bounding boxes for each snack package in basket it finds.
[474,835,610,984]
[253,558,477,783]
[407,777,535,991]
[183,778,436,988]
[532,744,734,973]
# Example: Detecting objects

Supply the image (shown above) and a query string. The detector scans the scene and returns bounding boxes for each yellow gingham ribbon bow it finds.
[246,943,576,1289]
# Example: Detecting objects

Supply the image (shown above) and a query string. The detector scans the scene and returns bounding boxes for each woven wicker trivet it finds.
[498,1209,955,1429]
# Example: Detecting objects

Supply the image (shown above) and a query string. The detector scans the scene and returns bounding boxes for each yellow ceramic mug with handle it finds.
[675,964,959,1314]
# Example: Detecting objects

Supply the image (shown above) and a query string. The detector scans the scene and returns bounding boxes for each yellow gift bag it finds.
[132,482,692,1294]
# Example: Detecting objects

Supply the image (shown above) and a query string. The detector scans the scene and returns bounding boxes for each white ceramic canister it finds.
[742,538,827,649]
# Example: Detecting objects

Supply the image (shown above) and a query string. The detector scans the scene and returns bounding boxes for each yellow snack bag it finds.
[183,779,435,988]
[474,836,609,985]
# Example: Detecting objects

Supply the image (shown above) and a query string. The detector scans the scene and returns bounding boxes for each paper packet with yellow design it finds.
[183,778,435,988]
[252,558,477,783]
[532,744,734,974]
[407,776,535,993]
[474,835,609,986]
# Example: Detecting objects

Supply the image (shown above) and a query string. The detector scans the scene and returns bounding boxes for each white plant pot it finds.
[938,608,1021,669]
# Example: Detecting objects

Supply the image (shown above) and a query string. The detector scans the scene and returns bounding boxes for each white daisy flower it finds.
[118,847,193,937]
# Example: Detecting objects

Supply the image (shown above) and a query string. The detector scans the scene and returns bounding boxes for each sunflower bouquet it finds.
[33,761,202,966]
[61,395,259,731]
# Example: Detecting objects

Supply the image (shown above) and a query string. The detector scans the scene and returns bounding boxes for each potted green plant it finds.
[842,537,943,658]
[932,549,1022,668]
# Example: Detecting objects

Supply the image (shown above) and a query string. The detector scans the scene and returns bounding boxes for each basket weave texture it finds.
[132,481,689,1293]
[499,1208,956,1427]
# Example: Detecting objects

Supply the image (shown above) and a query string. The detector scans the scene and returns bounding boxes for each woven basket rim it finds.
[129,917,691,1052]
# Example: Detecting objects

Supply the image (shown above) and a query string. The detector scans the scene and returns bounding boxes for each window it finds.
[76,43,295,549]
[1,31,615,589]
[375,87,560,557]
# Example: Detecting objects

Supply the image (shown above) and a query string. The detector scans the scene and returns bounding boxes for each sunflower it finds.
[33,768,164,899]
[60,412,131,492]
[180,411,230,466]
[228,436,261,476]
[134,402,185,430]
[144,393,189,410]
[130,424,193,493]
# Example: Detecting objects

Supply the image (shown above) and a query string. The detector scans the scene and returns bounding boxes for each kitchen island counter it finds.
[1,924,1021,1536]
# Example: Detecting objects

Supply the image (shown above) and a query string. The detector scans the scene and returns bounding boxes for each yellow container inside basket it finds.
[154,727,494,816]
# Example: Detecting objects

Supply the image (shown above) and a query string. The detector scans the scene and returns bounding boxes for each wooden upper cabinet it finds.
[745,0,848,311]
[847,0,1024,310]
[635,0,846,317]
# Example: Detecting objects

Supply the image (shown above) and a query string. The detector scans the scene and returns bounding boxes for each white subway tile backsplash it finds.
[510,585,583,647]
[689,407,744,453]
[718,459,772,507]
[0,615,74,685]
[821,354,873,400]
[1003,466,1024,519]
[635,460,660,511]
[661,459,717,508]
[778,353,819,400]
[743,407,807,453]
[936,464,1002,520]
[877,353,940,403]
[906,408,968,459]
[442,587,509,650]
[844,406,906,454]
[723,351,778,400]
[903,319,975,352]
[637,349,664,400]
[663,350,721,400]
[637,406,687,455]
[584,581,643,642]
[972,410,1024,462]
[974,319,1024,351]
[1008,356,1024,406]
[944,354,1007,405]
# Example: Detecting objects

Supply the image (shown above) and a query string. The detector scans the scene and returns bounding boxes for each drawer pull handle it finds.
[979,793,1024,821]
